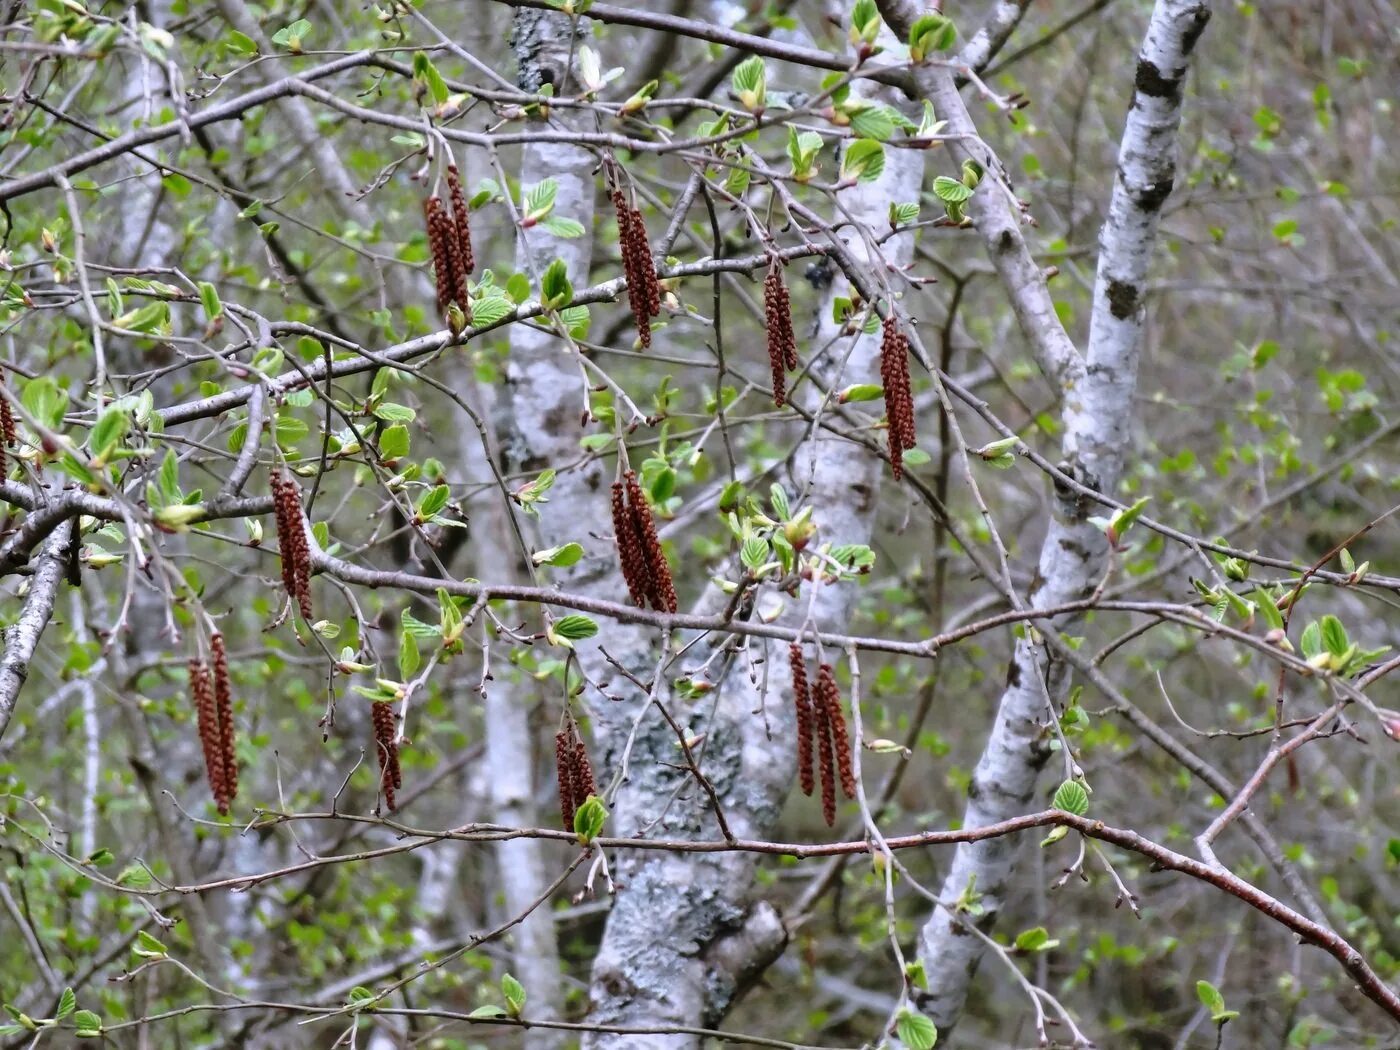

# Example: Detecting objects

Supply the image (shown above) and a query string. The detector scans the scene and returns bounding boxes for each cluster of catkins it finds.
[611,469,677,613]
[612,183,661,347]
[555,717,597,831]
[371,700,403,812]
[191,633,238,815]
[764,257,798,406]
[880,314,917,479]
[271,469,313,621]
[423,164,475,328]
[790,644,856,826]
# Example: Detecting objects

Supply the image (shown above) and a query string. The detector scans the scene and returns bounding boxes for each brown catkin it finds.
[817,664,855,799]
[625,470,677,613]
[191,659,229,814]
[571,736,597,807]
[371,701,401,812]
[0,386,15,475]
[764,259,797,406]
[271,471,313,621]
[424,195,469,324]
[555,730,578,831]
[789,643,815,797]
[812,676,837,826]
[880,315,916,479]
[633,207,661,318]
[613,188,660,348]
[210,633,238,810]
[445,164,475,276]
[611,479,651,608]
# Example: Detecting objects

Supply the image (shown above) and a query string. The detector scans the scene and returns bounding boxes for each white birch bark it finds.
[872,0,1213,1032]
[474,11,607,1037]
[578,77,926,1050]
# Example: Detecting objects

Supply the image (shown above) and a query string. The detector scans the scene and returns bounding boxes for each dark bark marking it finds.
[1137,176,1176,212]
[1106,278,1141,320]
[1180,7,1212,55]
[1135,59,1181,100]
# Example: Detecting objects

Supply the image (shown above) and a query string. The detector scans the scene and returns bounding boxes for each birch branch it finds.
[0,518,75,743]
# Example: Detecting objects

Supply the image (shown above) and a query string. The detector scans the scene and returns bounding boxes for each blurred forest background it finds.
[0,1,1397,1048]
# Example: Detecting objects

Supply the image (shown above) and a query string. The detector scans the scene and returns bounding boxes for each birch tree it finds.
[2,2,1398,1049]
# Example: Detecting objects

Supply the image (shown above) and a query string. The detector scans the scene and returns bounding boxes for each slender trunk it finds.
[580,70,925,1050]
[872,0,1213,1033]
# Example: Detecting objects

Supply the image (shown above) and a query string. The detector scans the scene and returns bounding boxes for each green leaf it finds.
[908,13,956,61]
[117,864,151,887]
[838,383,885,403]
[270,18,311,52]
[769,483,791,520]
[501,973,526,1018]
[1052,780,1089,816]
[89,406,129,463]
[56,989,75,1021]
[373,402,416,424]
[552,615,598,642]
[398,627,421,681]
[849,104,896,142]
[415,484,451,522]
[540,216,585,239]
[889,202,920,226]
[1013,926,1059,952]
[134,930,167,958]
[379,424,410,461]
[731,56,767,110]
[533,542,584,568]
[1319,614,1348,657]
[1195,979,1238,1023]
[1254,587,1284,631]
[787,128,824,181]
[72,1010,102,1035]
[740,536,769,571]
[23,375,69,428]
[540,258,572,309]
[226,29,258,54]
[522,179,558,224]
[895,1007,938,1049]
[472,295,514,327]
[841,139,885,183]
[573,794,607,843]
[506,272,531,304]
[468,1004,508,1018]
[1299,621,1323,659]
[198,281,222,321]
[933,175,974,204]
[411,53,449,105]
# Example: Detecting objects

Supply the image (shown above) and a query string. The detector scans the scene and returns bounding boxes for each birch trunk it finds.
[577,81,926,1050]
[873,0,1213,1033]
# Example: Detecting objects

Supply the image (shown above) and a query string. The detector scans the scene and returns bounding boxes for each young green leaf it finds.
[895,1007,938,1049]
[1052,780,1089,816]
